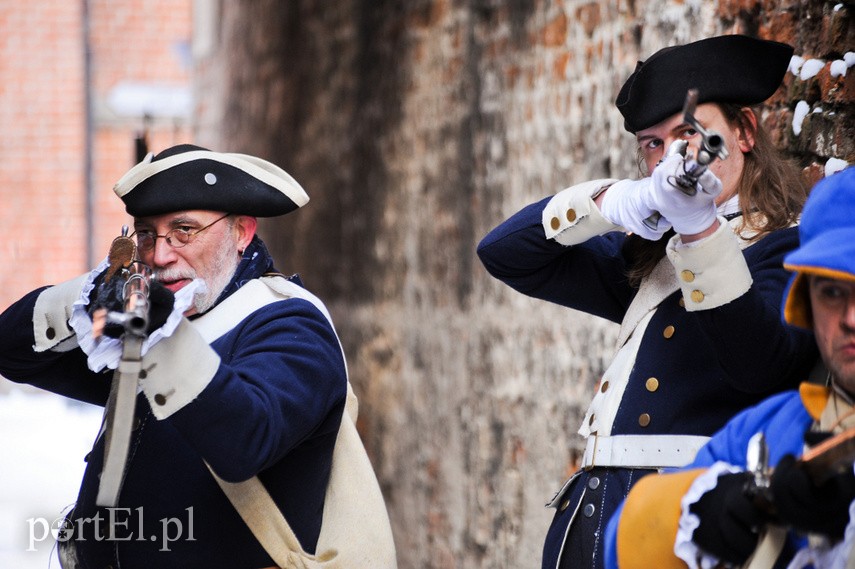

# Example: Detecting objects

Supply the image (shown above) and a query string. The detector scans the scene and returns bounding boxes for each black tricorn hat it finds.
[616,35,794,133]
[113,144,310,217]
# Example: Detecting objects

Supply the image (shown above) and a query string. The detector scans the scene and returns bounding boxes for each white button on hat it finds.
[204,172,217,185]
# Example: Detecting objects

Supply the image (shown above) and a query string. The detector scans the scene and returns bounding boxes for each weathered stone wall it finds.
[193,1,854,567]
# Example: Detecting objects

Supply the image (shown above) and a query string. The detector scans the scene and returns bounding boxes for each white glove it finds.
[599,178,672,240]
[650,153,722,235]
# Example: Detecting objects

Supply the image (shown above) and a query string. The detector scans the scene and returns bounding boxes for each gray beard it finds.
[193,245,241,314]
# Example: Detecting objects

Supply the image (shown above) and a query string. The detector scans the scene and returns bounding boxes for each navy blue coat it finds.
[477,196,818,569]
[0,278,347,569]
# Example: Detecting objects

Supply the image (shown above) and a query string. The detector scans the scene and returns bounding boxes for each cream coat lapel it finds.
[617,256,677,348]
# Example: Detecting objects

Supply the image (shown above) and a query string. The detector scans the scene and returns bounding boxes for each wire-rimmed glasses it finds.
[131,213,230,252]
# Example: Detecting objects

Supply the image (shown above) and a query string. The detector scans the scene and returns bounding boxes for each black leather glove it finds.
[87,272,126,338]
[690,471,769,565]
[770,453,855,539]
[87,272,175,338]
[146,280,175,334]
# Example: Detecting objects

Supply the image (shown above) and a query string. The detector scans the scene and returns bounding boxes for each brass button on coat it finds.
[678,297,685,308]
[680,270,695,282]
[559,498,571,512]
[663,325,675,339]
[550,217,561,230]
[691,290,705,303]
[600,380,609,393]
[645,377,659,392]
[566,208,577,222]
[638,413,651,427]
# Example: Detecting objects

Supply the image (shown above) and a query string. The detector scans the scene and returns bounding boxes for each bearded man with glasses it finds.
[0,144,396,569]
[131,211,236,315]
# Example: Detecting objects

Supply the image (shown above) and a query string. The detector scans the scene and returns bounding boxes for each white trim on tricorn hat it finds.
[113,145,310,218]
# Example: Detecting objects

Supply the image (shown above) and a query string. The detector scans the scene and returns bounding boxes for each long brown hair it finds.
[623,104,807,287]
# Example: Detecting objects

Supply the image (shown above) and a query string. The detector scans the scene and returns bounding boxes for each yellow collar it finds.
[800,382,830,421]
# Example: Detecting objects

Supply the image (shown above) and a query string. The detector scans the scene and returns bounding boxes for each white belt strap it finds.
[581,434,710,469]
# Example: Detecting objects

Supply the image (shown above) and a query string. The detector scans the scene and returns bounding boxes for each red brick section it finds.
[1,1,192,311]
[1,3,87,305]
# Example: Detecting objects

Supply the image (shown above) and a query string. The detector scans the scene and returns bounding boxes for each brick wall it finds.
[3,0,850,567]
[0,1,192,311]
[1,3,87,304]
[715,0,855,182]
[193,1,853,567]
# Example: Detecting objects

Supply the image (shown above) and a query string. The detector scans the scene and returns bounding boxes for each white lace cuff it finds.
[675,461,743,569]
[68,257,206,372]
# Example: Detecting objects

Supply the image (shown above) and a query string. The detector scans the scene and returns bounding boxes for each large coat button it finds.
[645,377,659,392]
[583,503,596,517]
[663,325,675,339]
[638,413,651,427]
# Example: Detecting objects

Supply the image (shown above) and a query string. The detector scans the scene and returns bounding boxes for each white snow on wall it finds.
[831,59,848,78]
[793,100,811,135]
[800,59,826,81]
[831,52,855,78]
[826,158,850,177]
[789,55,805,76]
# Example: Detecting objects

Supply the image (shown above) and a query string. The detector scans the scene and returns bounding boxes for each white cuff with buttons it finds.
[541,179,620,246]
[140,318,220,419]
[32,274,90,353]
